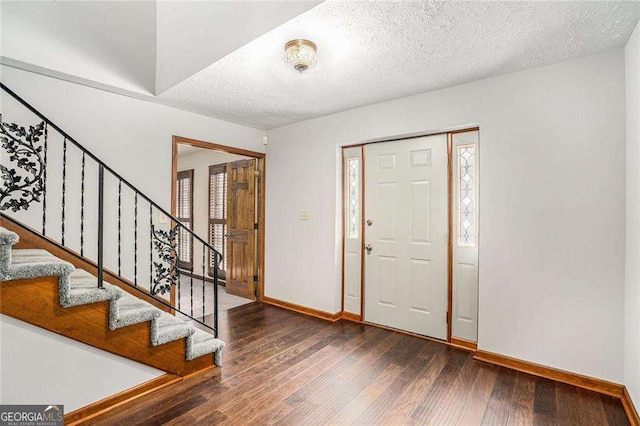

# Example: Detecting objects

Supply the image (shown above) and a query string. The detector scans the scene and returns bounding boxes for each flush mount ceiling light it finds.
[284,39,317,73]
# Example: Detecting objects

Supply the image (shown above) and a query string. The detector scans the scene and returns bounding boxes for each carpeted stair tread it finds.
[69,269,102,287]
[9,249,74,281]
[0,226,18,246]
[152,312,196,346]
[186,329,225,364]
[7,259,75,280]
[9,249,50,257]
[66,269,123,307]
[1,226,225,364]
[111,294,161,330]
[11,252,67,265]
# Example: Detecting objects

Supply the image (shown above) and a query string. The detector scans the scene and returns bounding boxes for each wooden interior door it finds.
[226,159,256,299]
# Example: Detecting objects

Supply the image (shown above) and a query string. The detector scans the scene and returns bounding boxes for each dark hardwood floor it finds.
[89,303,629,425]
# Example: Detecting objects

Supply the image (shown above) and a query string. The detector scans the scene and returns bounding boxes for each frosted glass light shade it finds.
[284,39,317,73]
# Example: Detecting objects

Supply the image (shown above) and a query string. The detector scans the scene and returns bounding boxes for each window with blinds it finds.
[209,164,227,279]
[176,169,194,269]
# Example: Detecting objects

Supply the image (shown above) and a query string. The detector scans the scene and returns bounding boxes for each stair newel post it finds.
[97,164,104,289]
[213,252,219,338]
[202,243,205,321]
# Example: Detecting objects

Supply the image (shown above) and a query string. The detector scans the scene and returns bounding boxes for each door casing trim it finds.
[171,135,266,302]
[341,127,479,343]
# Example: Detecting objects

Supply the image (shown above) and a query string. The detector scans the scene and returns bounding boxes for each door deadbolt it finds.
[365,244,373,254]
[366,219,373,226]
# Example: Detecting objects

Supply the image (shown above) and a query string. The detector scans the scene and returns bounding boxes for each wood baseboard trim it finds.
[450,337,477,352]
[64,373,181,425]
[341,312,362,323]
[473,350,623,398]
[623,387,640,426]
[262,296,342,322]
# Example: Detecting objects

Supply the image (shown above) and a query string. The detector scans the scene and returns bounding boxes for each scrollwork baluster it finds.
[0,119,46,213]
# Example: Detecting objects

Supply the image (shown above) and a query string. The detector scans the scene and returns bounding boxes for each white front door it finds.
[364,135,448,339]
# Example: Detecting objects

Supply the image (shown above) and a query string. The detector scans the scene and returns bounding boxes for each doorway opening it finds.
[341,128,479,346]
[172,136,266,318]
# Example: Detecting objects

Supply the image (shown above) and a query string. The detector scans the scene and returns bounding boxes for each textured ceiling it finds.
[158,1,640,129]
[156,1,319,94]
[3,1,639,130]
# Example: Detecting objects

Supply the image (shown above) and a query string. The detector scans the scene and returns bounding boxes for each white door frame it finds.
[341,128,479,344]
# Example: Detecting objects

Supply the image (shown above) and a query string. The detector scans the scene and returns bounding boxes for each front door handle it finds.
[365,244,373,255]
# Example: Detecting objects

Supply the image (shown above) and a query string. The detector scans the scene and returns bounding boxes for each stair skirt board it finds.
[0,226,224,375]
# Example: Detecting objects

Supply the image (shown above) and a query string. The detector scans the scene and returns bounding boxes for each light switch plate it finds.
[158,213,169,224]
[300,210,309,220]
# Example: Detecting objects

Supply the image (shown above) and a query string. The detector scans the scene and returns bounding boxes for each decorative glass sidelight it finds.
[347,157,360,239]
[458,144,476,246]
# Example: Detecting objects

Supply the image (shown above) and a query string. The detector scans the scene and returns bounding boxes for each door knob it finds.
[224,233,230,238]
[365,244,373,254]
[366,219,373,226]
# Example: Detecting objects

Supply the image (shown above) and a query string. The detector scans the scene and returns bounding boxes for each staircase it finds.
[0,83,225,381]
[0,225,224,371]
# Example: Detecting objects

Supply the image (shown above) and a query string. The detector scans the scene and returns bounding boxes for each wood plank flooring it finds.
[88,303,629,425]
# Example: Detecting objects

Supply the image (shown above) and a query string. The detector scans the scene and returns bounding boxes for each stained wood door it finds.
[364,135,449,339]
[226,159,256,299]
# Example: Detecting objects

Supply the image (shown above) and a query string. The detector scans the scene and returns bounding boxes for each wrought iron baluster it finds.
[61,137,67,245]
[118,179,122,276]
[176,228,180,310]
[97,164,104,289]
[189,238,194,316]
[202,244,206,320]
[134,193,138,286]
[0,120,46,213]
[213,254,218,338]
[150,223,177,296]
[149,204,153,289]
[190,233,194,317]
[42,123,48,235]
[80,152,85,256]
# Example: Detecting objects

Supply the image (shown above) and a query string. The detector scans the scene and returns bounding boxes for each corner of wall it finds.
[625,18,640,409]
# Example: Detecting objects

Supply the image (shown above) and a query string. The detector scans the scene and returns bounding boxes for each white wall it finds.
[625,21,640,408]
[266,49,626,383]
[177,148,248,275]
[0,315,163,412]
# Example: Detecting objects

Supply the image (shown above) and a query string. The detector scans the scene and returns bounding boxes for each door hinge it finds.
[254,223,259,230]
[253,275,259,282]
[446,312,449,324]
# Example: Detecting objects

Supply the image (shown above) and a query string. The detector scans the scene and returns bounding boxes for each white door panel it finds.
[364,135,448,340]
